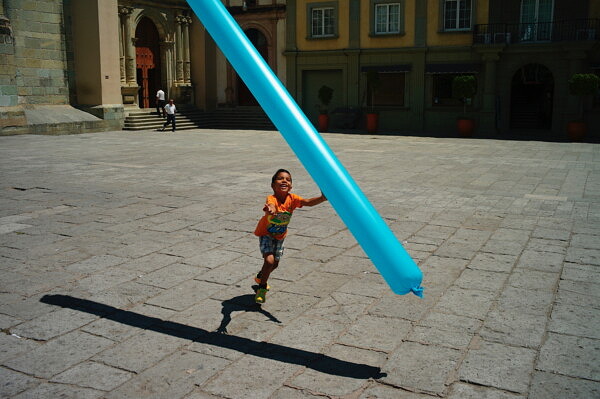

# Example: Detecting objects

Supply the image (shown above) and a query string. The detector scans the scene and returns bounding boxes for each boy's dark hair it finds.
[272,169,292,184]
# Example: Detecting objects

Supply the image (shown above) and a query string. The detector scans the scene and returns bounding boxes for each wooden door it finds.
[135,17,160,108]
[237,29,268,106]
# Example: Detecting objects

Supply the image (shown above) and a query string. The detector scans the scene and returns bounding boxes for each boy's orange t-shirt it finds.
[254,193,304,240]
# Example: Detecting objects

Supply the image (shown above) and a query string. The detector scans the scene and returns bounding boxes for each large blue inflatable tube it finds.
[186,0,423,297]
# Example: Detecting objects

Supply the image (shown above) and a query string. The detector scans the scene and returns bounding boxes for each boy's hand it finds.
[263,203,277,215]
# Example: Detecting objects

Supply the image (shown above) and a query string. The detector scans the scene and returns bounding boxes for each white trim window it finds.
[375,3,401,34]
[311,7,335,37]
[443,0,472,31]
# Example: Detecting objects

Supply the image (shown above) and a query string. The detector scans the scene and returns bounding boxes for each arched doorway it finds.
[237,29,268,106]
[510,63,554,130]
[135,17,161,108]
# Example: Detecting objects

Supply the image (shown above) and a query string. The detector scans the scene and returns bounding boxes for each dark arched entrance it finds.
[135,17,161,108]
[237,29,268,106]
[510,63,554,130]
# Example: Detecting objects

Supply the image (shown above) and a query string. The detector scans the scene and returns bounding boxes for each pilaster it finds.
[475,47,503,133]
[285,0,297,96]
[119,6,136,86]
[183,16,192,84]
[175,15,185,84]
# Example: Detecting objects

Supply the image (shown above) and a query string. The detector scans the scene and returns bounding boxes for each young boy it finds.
[253,169,327,304]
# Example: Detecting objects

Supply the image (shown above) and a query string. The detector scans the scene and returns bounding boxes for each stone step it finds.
[123,106,275,131]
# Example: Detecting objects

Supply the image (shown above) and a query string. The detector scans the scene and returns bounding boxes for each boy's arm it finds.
[263,196,277,215]
[263,203,277,215]
[300,192,327,207]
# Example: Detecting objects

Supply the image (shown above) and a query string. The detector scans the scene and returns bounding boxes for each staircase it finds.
[123,106,208,131]
[123,106,275,131]
[209,107,275,130]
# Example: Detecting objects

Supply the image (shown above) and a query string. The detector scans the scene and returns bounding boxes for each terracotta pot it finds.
[318,114,329,132]
[567,121,586,141]
[366,113,378,134]
[457,118,475,137]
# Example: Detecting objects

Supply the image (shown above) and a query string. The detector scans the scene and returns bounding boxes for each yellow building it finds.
[287,0,600,139]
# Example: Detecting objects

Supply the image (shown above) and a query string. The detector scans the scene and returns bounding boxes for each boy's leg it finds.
[255,253,278,304]
[258,254,279,285]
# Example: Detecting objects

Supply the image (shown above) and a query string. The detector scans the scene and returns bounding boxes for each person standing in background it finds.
[161,99,176,132]
[156,88,166,118]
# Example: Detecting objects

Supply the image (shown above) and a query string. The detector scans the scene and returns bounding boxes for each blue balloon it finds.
[186,0,423,297]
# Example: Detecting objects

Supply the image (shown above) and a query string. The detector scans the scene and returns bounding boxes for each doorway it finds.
[237,29,268,106]
[302,69,343,128]
[510,63,554,130]
[135,17,161,108]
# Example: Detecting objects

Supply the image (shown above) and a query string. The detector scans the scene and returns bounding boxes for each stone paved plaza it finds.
[0,129,599,398]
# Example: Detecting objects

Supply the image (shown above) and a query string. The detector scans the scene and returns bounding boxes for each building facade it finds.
[1,0,598,139]
[287,0,600,139]
[0,0,286,134]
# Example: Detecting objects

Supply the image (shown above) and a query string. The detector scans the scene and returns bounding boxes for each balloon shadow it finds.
[216,293,281,334]
[40,294,385,379]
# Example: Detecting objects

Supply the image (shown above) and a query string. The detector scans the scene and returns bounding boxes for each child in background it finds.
[253,169,327,304]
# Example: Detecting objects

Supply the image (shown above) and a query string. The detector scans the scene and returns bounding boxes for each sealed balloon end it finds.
[411,286,424,298]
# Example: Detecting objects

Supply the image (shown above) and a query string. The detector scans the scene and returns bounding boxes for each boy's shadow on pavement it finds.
[40,294,386,379]
[216,293,281,334]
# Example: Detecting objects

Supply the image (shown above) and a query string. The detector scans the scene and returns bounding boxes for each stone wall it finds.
[2,0,70,106]
[0,2,15,105]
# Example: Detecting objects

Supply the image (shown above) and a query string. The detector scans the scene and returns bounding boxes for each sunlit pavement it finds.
[1,128,598,398]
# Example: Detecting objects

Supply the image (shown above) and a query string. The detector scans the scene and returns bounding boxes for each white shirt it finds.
[164,104,176,115]
[156,89,165,101]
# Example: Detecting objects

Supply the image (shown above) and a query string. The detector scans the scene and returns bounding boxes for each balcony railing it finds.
[473,19,599,45]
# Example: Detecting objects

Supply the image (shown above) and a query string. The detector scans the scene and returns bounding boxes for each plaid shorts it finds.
[259,235,285,260]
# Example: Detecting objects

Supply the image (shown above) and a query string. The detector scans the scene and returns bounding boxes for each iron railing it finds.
[473,19,599,45]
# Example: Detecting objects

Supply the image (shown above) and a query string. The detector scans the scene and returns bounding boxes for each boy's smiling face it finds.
[272,171,292,197]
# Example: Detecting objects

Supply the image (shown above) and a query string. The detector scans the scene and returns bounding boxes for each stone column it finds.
[478,49,501,134]
[71,0,123,121]
[411,50,427,132]
[175,15,185,84]
[482,52,499,112]
[566,49,586,117]
[160,40,173,93]
[183,16,192,84]
[119,6,135,85]
[284,0,298,96]
[118,12,125,84]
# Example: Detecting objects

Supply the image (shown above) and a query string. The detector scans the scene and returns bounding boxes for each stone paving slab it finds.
[0,129,599,398]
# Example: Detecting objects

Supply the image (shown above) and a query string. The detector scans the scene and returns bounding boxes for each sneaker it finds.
[255,287,268,304]
[254,273,270,290]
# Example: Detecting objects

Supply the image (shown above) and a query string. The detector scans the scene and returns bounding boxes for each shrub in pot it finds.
[452,75,477,137]
[317,85,333,132]
[366,71,381,133]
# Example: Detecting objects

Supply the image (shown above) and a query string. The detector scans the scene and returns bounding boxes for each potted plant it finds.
[317,85,333,132]
[366,71,381,134]
[452,75,477,137]
[567,73,600,141]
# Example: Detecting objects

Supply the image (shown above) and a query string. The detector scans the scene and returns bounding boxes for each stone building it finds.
[0,0,287,134]
[1,0,599,139]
